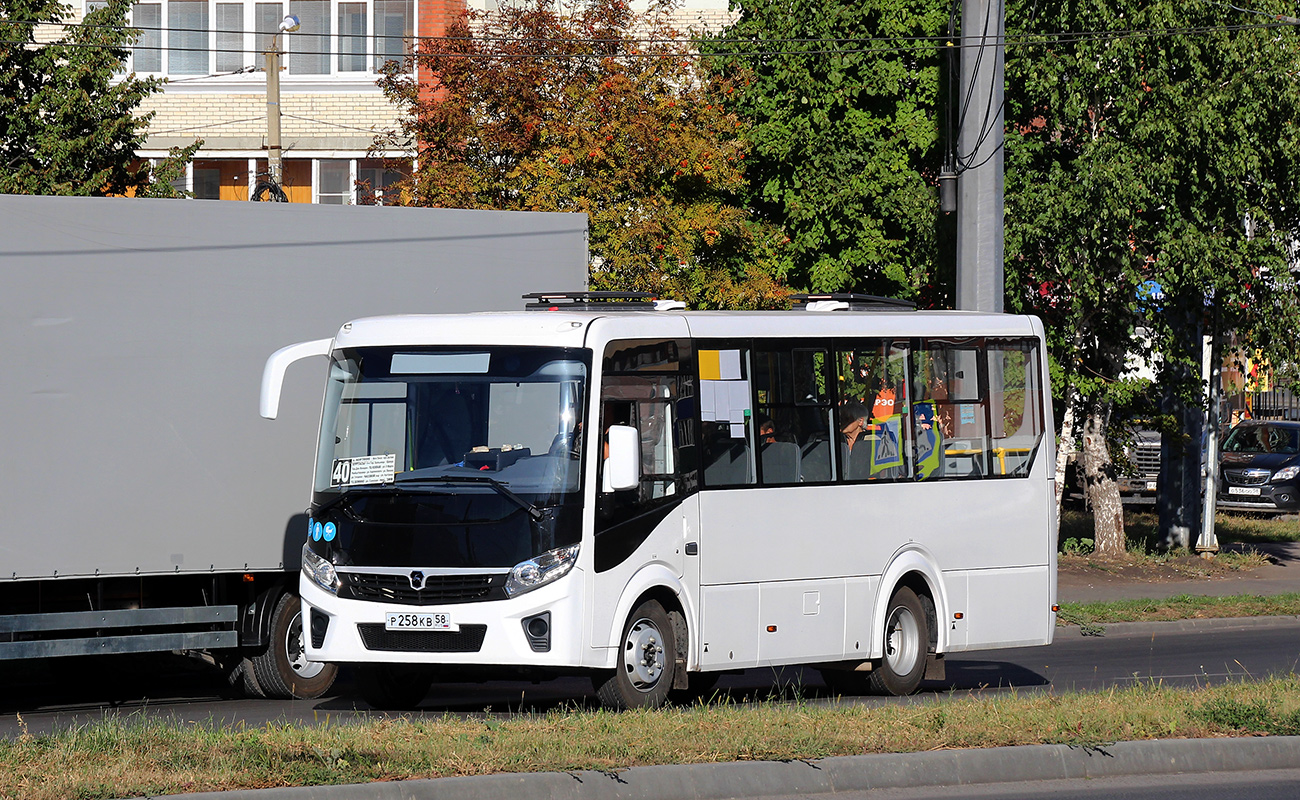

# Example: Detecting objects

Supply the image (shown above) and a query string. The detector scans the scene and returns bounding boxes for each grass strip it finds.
[1058,593,1300,628]
[4,679,1300,799]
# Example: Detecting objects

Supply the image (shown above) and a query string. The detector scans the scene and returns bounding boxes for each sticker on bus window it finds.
[331,453,397,487]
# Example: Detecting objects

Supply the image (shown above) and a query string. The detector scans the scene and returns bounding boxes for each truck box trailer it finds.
[0,194,586,698]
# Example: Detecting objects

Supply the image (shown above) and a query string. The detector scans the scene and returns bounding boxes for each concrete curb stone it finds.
[147,735,1300,800]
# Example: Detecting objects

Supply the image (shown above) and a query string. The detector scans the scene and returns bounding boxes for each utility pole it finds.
[955,0,1005,312]
[258,15,299,201]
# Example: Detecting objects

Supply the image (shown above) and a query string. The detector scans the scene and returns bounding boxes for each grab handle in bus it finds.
[603,424,641,492]
[260,338,333,419]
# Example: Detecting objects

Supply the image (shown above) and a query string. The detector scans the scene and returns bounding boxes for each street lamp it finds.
[264,14,300,196]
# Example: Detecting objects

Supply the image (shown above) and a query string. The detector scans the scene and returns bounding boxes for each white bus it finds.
[261,292,1057,709]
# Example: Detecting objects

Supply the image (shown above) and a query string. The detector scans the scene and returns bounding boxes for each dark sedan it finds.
[1218,420,1300,511]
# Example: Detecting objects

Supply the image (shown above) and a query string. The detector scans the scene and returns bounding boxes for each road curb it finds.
[153,736,1300,800]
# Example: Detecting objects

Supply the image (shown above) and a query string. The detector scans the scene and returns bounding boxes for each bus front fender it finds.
[599,565,698,671]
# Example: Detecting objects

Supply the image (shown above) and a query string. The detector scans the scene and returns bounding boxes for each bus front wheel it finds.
[595,599,677,709]
[868,586,929,696]
[250,592,338,700]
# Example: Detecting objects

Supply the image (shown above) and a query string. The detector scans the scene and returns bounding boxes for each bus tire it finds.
[868,586,929,696]
[595,599,677,709]
[355,663,432,710]
[250,592,338,700]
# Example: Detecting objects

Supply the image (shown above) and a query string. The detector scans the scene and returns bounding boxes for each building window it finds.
[215,2,244,72]
[317,160,352,204]
[357,159,404,204]
[95,0,415,77]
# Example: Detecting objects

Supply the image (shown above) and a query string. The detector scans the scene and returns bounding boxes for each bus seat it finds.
[704,441,751,486]
[761,440,800,483]
[800,439,831,482]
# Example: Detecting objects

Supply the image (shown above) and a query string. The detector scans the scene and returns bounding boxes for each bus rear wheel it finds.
[595,599,677,710]
[868,586,929,696]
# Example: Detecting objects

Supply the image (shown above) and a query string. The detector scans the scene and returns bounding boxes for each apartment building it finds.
[79,0,734,202]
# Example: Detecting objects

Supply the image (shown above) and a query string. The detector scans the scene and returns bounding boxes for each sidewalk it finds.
[1058,540,1300,603]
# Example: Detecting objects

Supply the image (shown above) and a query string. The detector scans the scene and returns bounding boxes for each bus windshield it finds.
[314,346,589,501]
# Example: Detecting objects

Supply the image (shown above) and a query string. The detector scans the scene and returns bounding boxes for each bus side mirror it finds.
[603,425,640,492]
[260,338,333,419]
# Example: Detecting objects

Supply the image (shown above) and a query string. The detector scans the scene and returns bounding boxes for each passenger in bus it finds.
[838,401,870,479]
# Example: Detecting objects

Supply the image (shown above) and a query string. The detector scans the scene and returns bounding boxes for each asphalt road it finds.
[2,616,1297,738]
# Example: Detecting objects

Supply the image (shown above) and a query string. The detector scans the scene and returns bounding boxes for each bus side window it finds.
[597,340,696,529]
[753,346,834,484]
[834,340,911,482]
[988,340,1045,476]
[923,342,989,478]
[699,345,756,487]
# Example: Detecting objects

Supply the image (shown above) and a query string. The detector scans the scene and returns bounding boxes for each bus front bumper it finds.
[298,570,586,668]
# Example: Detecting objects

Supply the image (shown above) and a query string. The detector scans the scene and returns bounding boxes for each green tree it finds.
[0,0,195,195]
[1004,0,1300,552]
[706,0,950,300]
[376,0,787,308]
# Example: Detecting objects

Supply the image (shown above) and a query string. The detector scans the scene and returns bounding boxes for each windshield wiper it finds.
[394,474,545,521]
[312,485,407,520]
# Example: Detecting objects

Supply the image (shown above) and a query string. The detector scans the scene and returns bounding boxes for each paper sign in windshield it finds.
[331,453,397,487]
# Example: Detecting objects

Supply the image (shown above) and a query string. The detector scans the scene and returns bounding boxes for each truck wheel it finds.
[250,592,337,700]
[868,586,929,696]
[595,599,677,710]
[355,664,433,710]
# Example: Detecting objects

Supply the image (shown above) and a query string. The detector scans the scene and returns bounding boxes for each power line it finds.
[5,15,1299,59]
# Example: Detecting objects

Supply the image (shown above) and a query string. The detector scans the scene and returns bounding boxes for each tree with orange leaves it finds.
[376,0,787,308]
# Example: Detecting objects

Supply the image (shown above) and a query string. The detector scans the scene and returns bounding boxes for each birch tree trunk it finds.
[1054,398,1077,529]
[1081,401,1125,556]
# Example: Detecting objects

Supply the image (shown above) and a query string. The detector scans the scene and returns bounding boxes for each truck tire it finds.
[250,592,337,699]
[594,599,677,710]
[355,664,433,710]
[867,586,929,696]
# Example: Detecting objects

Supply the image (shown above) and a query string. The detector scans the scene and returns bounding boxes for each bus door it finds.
[589,337,701,656]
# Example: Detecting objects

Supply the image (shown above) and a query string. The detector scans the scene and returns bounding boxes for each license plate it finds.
[1145,481,1157,491]
[1228,486,1262,496]
[385,611,455,631]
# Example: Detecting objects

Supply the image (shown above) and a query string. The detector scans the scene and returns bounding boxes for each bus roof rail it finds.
[523,291,682,311]
[790,293,917,312]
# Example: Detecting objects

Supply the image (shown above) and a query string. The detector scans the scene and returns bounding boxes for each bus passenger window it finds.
[988,341,1045,477]
[834,341,911,482]
[920,342,989,478]
[700,346,755,486]
[752,346,833,485]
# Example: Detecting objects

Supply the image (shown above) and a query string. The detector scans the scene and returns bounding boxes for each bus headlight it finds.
[505,544,579,598]
[301,542,340,594]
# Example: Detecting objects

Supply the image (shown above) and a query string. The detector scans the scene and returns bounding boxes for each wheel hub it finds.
[624,617,665,689]
[287,611,325,679]
[883,606,920,674]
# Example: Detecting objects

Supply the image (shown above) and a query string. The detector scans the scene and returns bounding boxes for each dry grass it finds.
[4,679,1300,799]
[1058,593,1300,627]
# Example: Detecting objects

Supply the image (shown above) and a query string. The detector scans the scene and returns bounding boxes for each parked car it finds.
[1217,420,1300,512]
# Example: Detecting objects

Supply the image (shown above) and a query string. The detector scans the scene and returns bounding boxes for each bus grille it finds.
[341,573,506,605]
[357,623,488,653]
